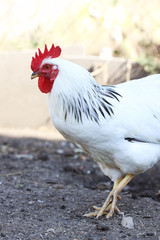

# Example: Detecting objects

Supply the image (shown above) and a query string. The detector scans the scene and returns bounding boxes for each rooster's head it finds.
[31,44,61,93]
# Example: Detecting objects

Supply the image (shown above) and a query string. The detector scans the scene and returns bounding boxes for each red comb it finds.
[31,44,61,72]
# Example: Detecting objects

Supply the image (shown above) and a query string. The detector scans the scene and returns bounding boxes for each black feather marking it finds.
[100,87,122,102]
[78,108,82,123]
[78,98,81,108]
[125,137,160,144]
[68,104,70,113]
[62,98,65,112]
[74,104,79,122]
[153,114,158,119]
[64,111,67,121]
[98,106,105,118]
[100,101,111,116]
[125,137,149,143]
[92,107,98,117]
[108,91,120,101]
[103,92,114,99]
[83,98,90,117]
[109,106,114,115]
[62,85,121,124]
[110,89,122,97]
[71,103,74,114]
[101,97,113,106]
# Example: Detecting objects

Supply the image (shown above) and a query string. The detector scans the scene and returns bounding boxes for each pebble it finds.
[96,222,109,231]
[38,150,49,161]
[1,233,6,237]
[1,145,8,154]
[15,154,33,160]
[97,182,109,190]
[20,208,25,212]
[121,215,134,229]
[60,205,66,209]
[156,190,160,198]
[56,149,64,154]
[146,232,154,236]
[63,164,74,172]
[139,190,155,199]
[73,148,83,154]
[46,228,56,234]
[37,200,44,204]
[131,193,138,199]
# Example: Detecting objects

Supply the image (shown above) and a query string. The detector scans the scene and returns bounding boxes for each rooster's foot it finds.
[84,191,121,218]
[84,174,135,219]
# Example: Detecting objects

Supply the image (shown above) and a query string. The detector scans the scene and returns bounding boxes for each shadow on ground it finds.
[0,136,160,240]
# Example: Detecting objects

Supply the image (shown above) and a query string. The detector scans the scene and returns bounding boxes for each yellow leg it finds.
[113,176,124,190]
[84,174,134,218]
[106,174,134,218]
[84,176,123,218]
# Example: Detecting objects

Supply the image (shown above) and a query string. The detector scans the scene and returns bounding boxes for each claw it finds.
[106,204,121,218]
[84,211,100,217]
[84,192,121,218]
[117,195,122,201]
[93,206,101,211]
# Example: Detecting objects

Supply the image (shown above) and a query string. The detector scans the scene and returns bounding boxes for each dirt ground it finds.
[0,135,160,240]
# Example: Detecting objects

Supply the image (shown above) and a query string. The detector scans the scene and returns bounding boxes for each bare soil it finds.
[0,135,160,240]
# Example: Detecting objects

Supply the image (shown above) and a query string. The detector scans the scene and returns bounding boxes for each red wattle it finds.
[38,75,53,93]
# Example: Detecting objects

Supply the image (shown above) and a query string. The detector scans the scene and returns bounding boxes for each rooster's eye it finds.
[44,64,51,69]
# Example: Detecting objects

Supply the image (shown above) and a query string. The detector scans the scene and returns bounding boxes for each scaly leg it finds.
[84,176,123,218]
[84,174,134,218]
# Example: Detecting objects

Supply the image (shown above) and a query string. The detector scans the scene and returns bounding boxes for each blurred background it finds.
[0,0,160,137]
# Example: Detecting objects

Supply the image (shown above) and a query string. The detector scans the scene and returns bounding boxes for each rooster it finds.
[31,44,160,218]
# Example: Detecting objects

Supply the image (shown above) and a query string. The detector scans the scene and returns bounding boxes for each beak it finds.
[31,72,40,79]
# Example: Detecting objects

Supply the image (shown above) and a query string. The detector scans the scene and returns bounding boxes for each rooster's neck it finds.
[48,59,121,124]
[51,82,121,125]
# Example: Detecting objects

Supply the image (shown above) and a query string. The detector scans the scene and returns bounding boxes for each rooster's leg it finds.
[84,176,123,217]
[84,174,134,218]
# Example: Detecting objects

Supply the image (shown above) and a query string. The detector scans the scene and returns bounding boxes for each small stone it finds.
[1,145,8,153]
[121,215,134,229]
[38,218,43,222]
[73,148,83,154]
[38,150,49,161]
[131,193,138,199]
[56,149,64,154]
[61,205,66,209]
[20,208,25,212]
[97,222,109,231]
[37,200,44,204]
[143,215,152,219]
[97,182,109,190]
[121,235,127,238]
[1,233,6,237]
[47,228,55,233]
[63,164,74,172]
[15,154,33,160]
[146,232,154,236]
[156,190,160,198]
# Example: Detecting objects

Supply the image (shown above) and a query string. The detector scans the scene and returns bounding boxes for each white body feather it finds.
[45,58,160,181]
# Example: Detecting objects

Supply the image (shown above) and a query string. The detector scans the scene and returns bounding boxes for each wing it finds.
[108,74,160,144]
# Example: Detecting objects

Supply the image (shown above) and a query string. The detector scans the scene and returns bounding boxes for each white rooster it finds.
[31,44,160,218]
